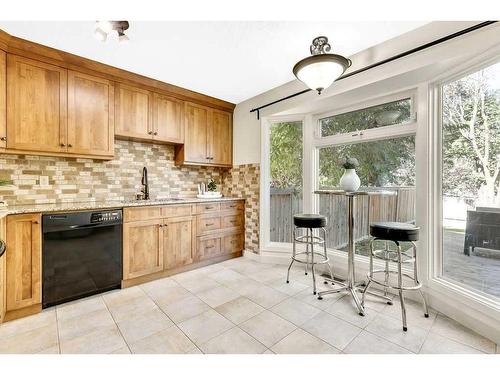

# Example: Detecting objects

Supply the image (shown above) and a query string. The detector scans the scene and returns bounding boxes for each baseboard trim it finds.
[122,252,242,288]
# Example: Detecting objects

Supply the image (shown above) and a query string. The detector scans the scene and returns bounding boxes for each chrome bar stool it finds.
[362,222,429,331]
[286,214,333,295]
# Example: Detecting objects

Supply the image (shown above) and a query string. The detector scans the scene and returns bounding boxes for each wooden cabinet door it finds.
[153,93,184,144]
[196,236,222,261]
[6,55,67,153]
[223,232,244,255]
[115,84,152,140]
[208,109,232,166]
[67,71,114,157]
[163,216,194,270]
[123,219,163,280]
[5,214,42,311]
[0,50,6,150]
[183,102,209,163]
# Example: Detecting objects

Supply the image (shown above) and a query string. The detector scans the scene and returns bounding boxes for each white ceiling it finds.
[0,21,428,103]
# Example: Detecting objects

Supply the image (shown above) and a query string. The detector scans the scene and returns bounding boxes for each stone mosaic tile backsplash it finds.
[0,140,224,206]
[221,163,260,253]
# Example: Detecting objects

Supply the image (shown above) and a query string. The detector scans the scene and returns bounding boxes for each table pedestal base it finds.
[317,277,366,316]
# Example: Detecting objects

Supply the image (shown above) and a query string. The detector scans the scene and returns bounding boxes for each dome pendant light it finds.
[293,36,351,94]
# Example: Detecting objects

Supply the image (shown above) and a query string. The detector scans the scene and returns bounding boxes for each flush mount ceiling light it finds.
[293,36,351,95]
[94,21,130,44]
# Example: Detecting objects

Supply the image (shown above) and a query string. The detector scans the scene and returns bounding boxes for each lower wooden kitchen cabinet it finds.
[163,216,195,270]
[123,218,164,280]
[122,200,244,286]
[3,213,42,321]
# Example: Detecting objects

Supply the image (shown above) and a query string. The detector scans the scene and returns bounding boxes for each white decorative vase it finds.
[340,169,361,192]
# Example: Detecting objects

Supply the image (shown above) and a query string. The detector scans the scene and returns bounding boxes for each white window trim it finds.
[259,114,306,254]
[425,51,500,313]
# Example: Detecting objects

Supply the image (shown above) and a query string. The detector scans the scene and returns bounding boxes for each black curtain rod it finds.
[250,21,497,119]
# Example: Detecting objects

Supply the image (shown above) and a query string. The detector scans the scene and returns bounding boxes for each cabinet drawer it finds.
[161,204,192,218]
[197,236,222,260]
[197,216,221,235]
[223,232,244,254]
[124,206,161,222]
[222,214,244,230]
[196,203,220,214]
[221,201,244,212]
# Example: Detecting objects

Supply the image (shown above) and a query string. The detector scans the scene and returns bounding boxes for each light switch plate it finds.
[39,175,49,186]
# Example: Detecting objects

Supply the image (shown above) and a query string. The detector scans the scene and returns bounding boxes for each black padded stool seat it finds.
[293,214,327,228]
[370,222,419,242]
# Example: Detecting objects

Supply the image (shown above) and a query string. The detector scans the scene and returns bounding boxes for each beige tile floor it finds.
[0,257,498,354]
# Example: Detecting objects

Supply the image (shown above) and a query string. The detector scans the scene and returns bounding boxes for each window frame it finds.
[260,114,306,253]
[429,53,500,306]
[313,90,417,149]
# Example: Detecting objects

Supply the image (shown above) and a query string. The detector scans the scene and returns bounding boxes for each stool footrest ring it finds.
[367,270,422,291]
[292,251,330,265]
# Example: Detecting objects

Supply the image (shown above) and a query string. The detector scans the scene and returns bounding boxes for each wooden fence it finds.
[269,187,415,249]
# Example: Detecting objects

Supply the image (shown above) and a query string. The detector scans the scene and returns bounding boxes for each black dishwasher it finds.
[42,210,123,308]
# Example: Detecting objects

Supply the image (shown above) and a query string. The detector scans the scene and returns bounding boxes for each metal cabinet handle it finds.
[60,143,66,147]
[68,144,73,148]
[205,206,214,210]
[229,220,237,224]
[32,221,39,224]
[206,245,215,249]
[148,131,153,135]
[153,132,158,135]
[0,136,6,141]
[206,223,214,226]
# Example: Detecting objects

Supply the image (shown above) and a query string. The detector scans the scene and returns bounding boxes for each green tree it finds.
[443,65,500,205]
[270,121,303,191]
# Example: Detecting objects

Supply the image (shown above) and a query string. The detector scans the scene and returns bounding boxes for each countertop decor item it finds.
[339,157,361,192]
[197,179,222,198]
[207,178,217,192]
[292,36,351,95]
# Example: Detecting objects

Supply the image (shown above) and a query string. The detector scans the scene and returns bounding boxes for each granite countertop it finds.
[0,197,245,216]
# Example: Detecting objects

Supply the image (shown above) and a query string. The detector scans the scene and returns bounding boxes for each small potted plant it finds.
[339,156,361,192]
[207,178,217,193]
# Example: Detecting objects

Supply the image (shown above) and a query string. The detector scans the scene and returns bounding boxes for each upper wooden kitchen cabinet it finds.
[5,213,42,320]
[175,102,232,167]
[163,215,195,270]
[179,101,209,164]
[123,219,164,280]
[209,109,232,165]
[6,54,68,154]
[115,83,153,140]
[67,71,114,157]
[152,93,184,144]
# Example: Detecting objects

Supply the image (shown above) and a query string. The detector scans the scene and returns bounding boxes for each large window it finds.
[316,95,417,255]
[269,121,303,243]
[441,61,500,299]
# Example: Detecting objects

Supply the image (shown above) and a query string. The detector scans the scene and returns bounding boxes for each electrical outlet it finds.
[39,175,49,186]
